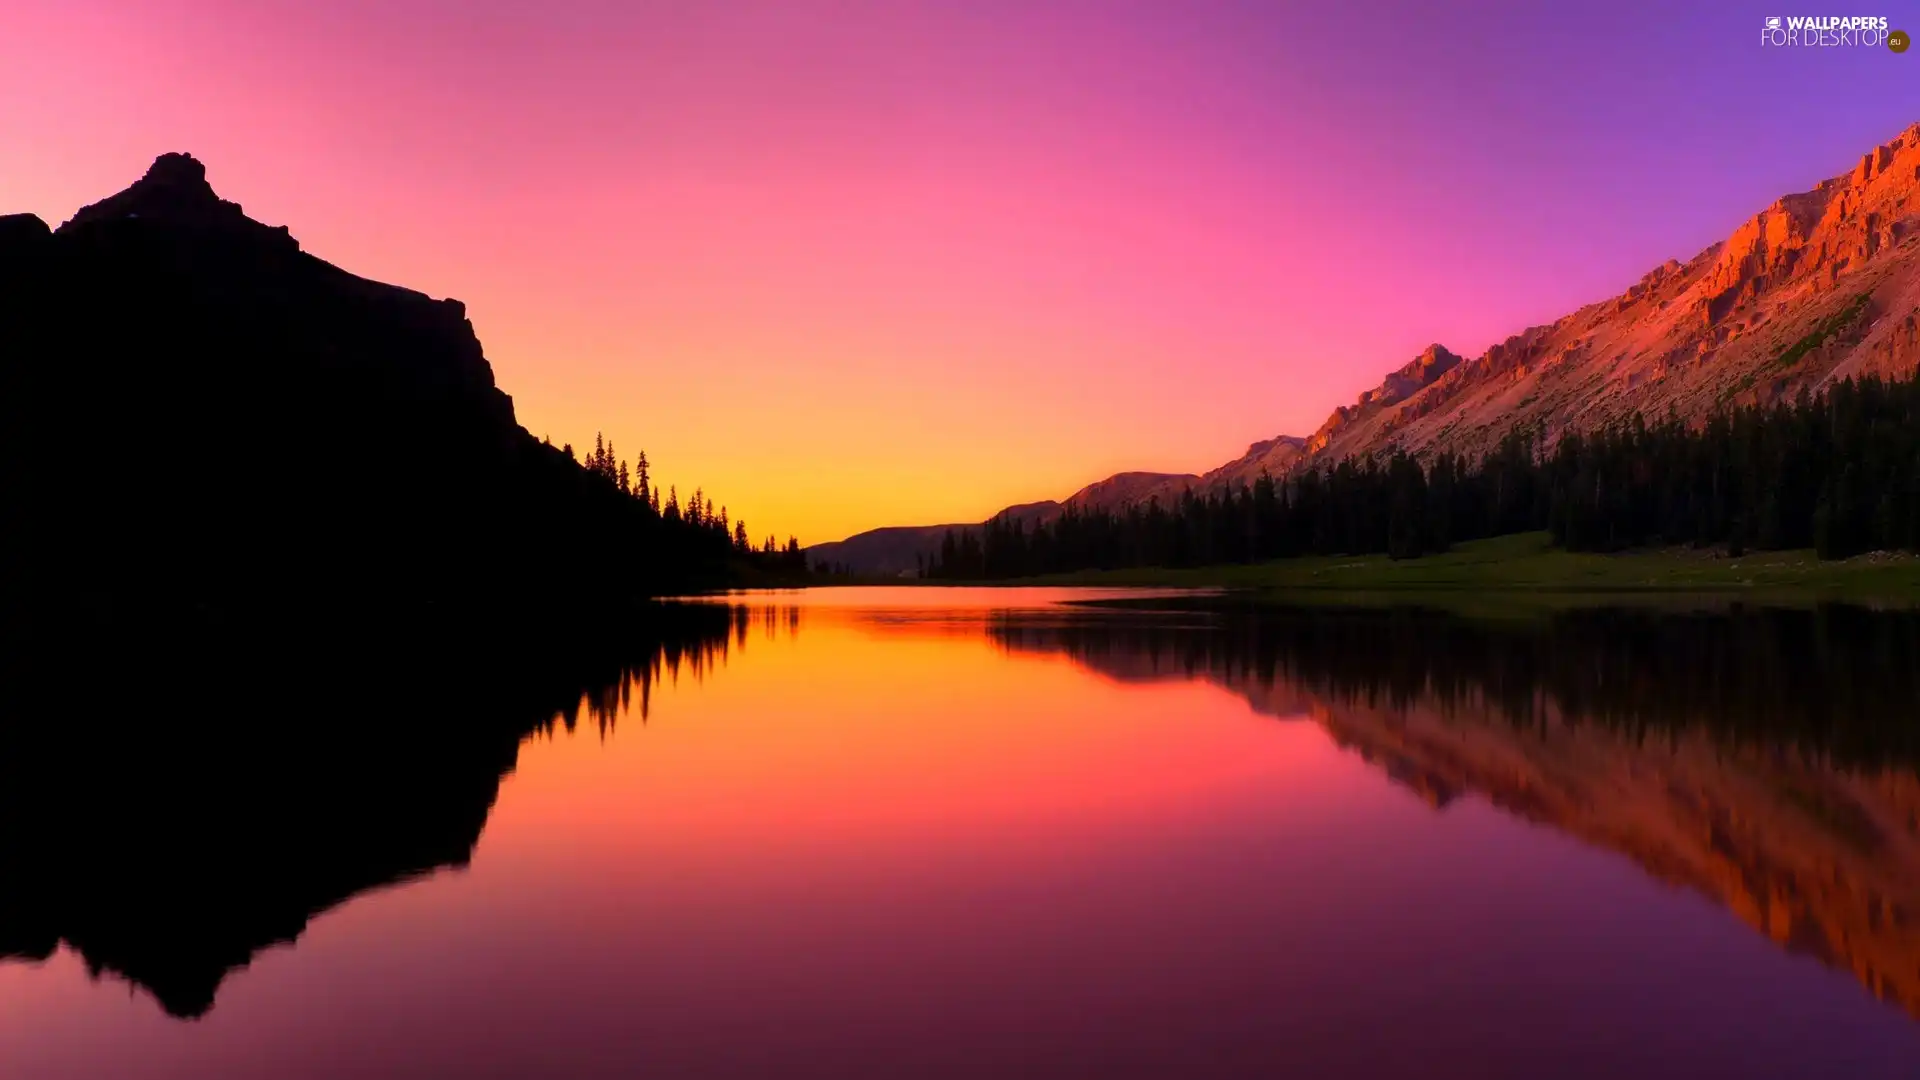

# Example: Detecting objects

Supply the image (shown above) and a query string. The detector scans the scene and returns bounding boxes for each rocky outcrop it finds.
[1302,343,1466,454]
[65,152,270,237]
[1364,343,1464,407]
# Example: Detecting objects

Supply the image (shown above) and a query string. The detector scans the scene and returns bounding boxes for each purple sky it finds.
[1,0,1913,538]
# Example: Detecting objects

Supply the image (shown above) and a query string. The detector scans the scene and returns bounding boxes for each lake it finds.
[3,588,1919,1078]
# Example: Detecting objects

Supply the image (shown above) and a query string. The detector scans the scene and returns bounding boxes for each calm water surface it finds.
[4,588,1920,1078]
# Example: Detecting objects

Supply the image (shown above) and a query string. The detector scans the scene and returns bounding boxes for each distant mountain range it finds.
[812,121,1920,574]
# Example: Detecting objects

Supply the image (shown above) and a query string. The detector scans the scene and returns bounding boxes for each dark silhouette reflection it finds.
[993,603,1920,1019]
[0,603,783,1019]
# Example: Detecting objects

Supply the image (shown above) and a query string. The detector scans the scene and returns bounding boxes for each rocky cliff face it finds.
[1304,121,1920,466]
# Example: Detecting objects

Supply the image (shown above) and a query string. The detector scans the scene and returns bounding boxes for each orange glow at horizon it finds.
[6,2,1915,543]
[502,613,1338,853]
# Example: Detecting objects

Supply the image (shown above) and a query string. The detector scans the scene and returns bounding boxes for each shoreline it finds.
[814,532,1920,604]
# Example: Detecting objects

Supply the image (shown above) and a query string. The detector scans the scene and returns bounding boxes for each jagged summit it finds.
[0,150,635,616]
[1302,343,1464,454]
[59,152,282,243]
[144,150,209,186]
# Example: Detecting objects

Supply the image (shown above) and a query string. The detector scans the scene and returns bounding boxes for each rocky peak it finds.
[1406,343,1462,382]
[1239,434,1306,460]
[142,152,212,191]
[1359,344,1462,407]
[59,152,278,242]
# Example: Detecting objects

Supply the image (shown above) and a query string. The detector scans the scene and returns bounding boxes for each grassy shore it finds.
[992,532,1920,600]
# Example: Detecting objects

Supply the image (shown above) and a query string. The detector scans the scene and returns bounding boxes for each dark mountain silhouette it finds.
[802,501,1060,577]
[807,457,1303,575]
[0,602,747,1019]
[0,153,744,622]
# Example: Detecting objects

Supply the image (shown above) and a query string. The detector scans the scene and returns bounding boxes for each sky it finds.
[1,1,1915,543]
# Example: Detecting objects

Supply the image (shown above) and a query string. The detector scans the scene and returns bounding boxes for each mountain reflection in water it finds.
[2,595,1918,1052]
[991,603,1920,1020]
[0,603,761,1018]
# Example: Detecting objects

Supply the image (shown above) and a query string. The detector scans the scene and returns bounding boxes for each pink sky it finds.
[2,1,1913,542]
